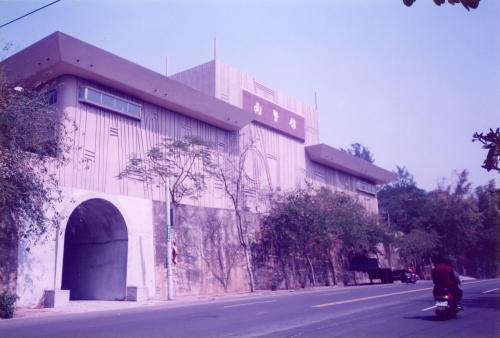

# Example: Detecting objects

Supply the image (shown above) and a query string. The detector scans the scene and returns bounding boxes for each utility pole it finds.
[165,180,173,300]
[387,212,393,269]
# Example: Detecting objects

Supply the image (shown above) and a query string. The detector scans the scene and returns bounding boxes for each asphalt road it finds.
[1,279,498,338]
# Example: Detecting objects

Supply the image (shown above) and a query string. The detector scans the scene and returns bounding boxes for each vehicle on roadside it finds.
[349,256,415,284]
[349,257,395,284]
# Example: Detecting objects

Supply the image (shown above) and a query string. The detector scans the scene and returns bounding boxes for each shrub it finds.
[0,291,19,319]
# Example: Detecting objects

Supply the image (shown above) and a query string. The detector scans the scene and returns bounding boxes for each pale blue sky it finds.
[1,0,498,190]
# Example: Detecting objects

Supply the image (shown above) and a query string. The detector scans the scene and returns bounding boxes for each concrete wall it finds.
[172,63,379,213]
[15,67,379,304]
[153,203,260,298]
[171,60,320,146]
[54,75,239,210]
[0,217,18,293]
[52,74,377,212]
[16,233,57,306]
[152,201,394,295]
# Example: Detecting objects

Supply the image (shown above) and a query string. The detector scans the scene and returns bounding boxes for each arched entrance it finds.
[61,198,128,300]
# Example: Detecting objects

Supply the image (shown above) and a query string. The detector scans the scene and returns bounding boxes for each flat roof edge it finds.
[0,32,254,131]
[305,144,397,184]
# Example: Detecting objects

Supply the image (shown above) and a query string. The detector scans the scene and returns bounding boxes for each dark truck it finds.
[349,257,406,284]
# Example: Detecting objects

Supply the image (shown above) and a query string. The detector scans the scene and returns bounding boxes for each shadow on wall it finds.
[61,198,128,301]
[152,202,260,298]
[201,209,242,292]
[0,217,18,293]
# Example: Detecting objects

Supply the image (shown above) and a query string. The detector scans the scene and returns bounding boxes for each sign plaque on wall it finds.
[242,90,305,141]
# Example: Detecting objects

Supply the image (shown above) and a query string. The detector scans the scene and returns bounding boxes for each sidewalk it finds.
[8,279,476,320]
[7,287,327,320]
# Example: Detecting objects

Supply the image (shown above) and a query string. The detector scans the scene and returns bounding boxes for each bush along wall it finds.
[0,291,19,319]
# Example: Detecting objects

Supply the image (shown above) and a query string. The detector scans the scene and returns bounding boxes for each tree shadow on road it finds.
[403,315,441,322]
[462,296,499,310]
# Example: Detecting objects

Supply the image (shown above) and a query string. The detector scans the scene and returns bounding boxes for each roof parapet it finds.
[305,144,397,185]
[0,32,254,131]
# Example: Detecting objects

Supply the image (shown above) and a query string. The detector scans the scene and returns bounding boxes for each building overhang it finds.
[305,144,397,185]
[0,32,254,131]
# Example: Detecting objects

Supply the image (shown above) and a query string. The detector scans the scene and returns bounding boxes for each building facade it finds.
[1,32,395,306]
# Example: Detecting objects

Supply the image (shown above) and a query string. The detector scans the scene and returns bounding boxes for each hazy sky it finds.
[1,0,498,190]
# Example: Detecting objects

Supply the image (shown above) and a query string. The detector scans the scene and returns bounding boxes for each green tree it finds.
[470,181,500,277]
[395,228,440,267]
[343,143,375,163]
[0,71,72,291]
[473,128,500,173]
[322,189,384,259]
[119,136,212,205]
[427,170,483,274]
[260,186,383,288]
[379,166,497,278]
[402,0,480,11]
[378,167,440,272]
[378,166,429,234]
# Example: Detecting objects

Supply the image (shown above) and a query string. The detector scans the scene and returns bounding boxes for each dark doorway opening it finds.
[61,198,128,300]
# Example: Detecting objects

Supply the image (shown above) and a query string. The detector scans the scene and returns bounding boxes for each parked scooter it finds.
[434,287,459,320]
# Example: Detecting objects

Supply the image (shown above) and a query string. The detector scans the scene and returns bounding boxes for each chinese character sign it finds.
[254,102,263,115]
[272,109,280,122]
[242,90,305,141]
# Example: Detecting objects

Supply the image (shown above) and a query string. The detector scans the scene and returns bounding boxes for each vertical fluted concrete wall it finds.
[15,67,380,305]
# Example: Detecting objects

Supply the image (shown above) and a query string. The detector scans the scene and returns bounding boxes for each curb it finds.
[3,286,336,321]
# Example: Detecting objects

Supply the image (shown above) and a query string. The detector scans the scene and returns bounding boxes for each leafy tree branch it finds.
[473,128,500,173]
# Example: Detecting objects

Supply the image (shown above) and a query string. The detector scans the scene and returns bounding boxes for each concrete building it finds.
[1,32,396,306]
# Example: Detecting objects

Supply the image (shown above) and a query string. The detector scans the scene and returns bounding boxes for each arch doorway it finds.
[61,198,128,300]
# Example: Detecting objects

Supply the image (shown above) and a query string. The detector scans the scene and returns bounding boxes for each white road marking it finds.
[223,300,276,308]
[422,305,437,311]
[312,287,434,308]
[459,280,494,287]
[482,288,498,294]
[314,291,350,296]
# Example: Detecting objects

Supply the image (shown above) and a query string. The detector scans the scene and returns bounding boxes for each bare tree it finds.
[207,137,259,292]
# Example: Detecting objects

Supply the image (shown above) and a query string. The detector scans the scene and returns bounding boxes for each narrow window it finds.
[78,86,142,120]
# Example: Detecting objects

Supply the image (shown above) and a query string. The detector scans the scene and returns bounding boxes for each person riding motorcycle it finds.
[431,255,463,310]
[403,265,417,283]
[408,265,417,279]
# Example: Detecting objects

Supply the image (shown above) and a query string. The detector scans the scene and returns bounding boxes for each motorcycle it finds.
[402,271,417,284]
[434,287,459,320]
